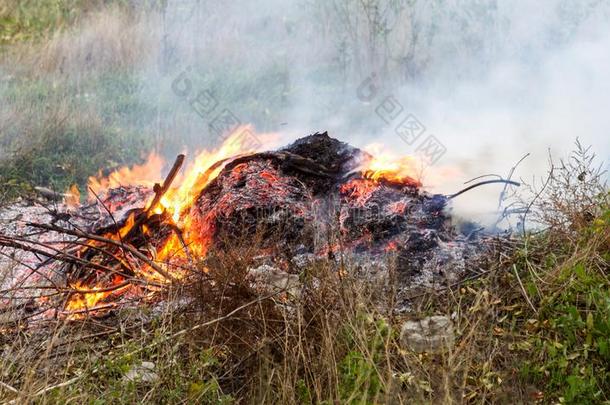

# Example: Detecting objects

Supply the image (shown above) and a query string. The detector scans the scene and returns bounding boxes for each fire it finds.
[64,279,124,319]
[152,127,272,261]
[64,184,81,208]
[89,125,270,248]
[65,283,107,312]
[62,130,428,318]
[340,146,422,206]
[359,144,422,187]
[158,130,262,222]
[340,178,379,205]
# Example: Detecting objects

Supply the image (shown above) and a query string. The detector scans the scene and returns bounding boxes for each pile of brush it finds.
[0,133,513,321]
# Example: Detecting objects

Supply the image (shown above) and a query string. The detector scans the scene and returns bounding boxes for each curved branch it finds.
[448,179,521,199]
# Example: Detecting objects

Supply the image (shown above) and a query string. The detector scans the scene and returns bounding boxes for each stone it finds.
[123,361,158,383]
[248,264,301,298]
[400,315,454,353]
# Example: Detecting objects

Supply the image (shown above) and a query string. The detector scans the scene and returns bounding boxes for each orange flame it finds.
[359,143,422,186]
[64,184,81,208]
[87,152,165,199]
[64,280,126,320]
[65,285,106,312]
[63,126,274,315]
[152,126,274,261]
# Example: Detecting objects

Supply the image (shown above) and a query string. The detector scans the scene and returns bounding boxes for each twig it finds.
[498,153,530,210]
[88,187,137,276]
[463,173,502,184]
[0,236,120,275]
[0,250,62,291]
[47,328,122,354]
[68,280,131,294]
[58,303,116,317]
[0,381,18,394]
[27,223,176,282]
[168,224,193,264]
[5,376,82,404]
[2,234,132,279]
[521,164,553,235]
[123,154,185,242]
[5,291,282,403]
[149,153,185,213]
[513,264,538,314]
[403,269,493,301]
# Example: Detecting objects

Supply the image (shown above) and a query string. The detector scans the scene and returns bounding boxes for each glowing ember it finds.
[0,131,499,326]
[340,179,379,206]
[152,126,274,261]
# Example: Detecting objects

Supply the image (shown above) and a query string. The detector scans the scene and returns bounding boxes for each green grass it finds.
[0,0,130,45]
[0,0,292,202]
[0,72,155,200]
[56,345,234,403]
[515,210,610,404]
[0,0,148,200]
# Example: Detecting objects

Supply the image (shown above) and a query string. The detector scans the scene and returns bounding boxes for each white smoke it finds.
[2,0,609,225]
[147,0,610,224]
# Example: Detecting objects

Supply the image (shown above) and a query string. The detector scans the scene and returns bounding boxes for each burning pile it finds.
[0,131,500,321]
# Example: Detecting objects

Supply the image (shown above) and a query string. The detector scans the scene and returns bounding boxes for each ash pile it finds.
[191,133,483,289]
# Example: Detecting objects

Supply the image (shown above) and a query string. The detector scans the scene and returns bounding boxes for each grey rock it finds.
[248,264,301,298]
[123,361,158,383]
[400,315,454,353]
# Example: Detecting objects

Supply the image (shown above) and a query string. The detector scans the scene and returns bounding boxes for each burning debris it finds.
[0,131,516,322]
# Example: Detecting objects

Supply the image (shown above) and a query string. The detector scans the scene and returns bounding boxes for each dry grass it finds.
[3,5,159,78]
[0,240,530,403]
[0,249,607,404]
